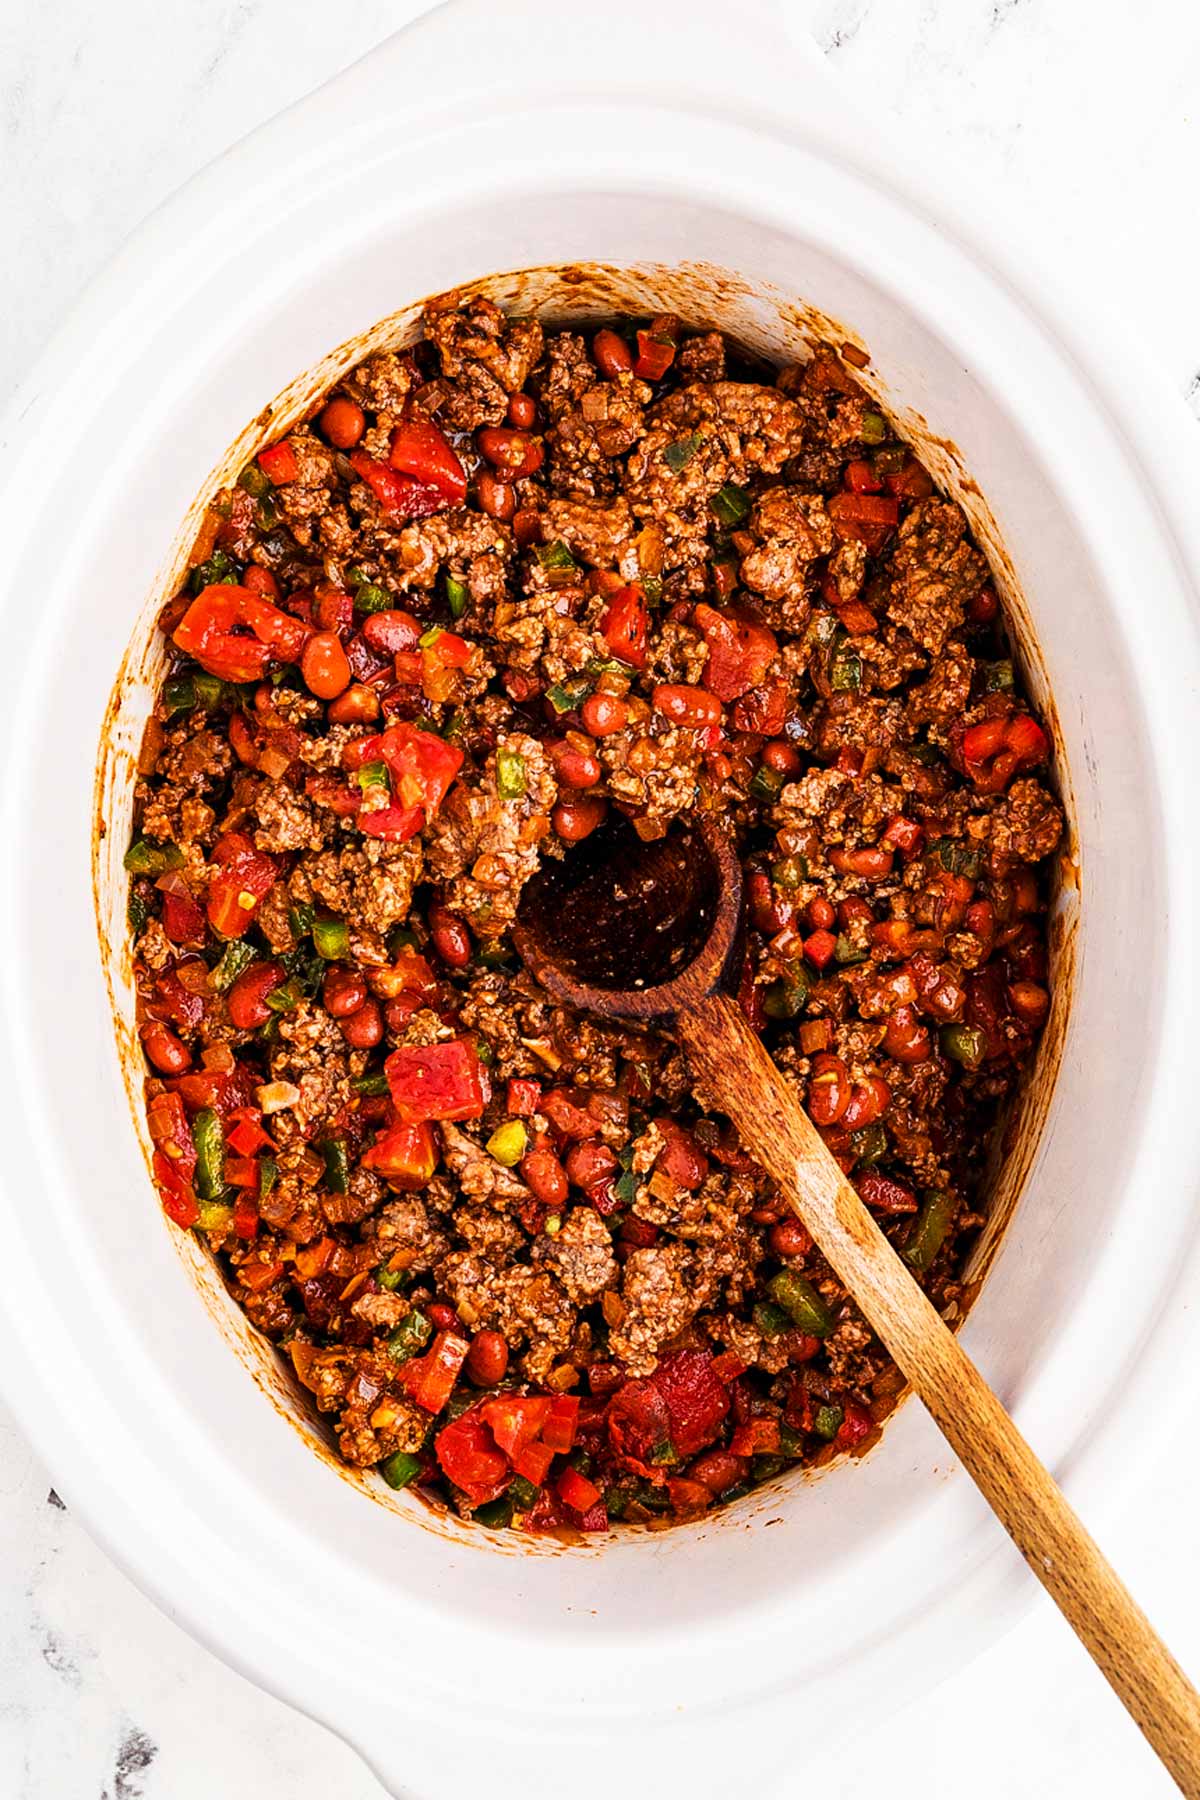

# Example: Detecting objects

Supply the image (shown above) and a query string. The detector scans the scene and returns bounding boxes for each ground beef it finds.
[886,498,988,656]
[130,297,1060,1538]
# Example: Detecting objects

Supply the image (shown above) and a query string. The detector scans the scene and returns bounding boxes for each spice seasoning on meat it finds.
[128,291,1062,1534]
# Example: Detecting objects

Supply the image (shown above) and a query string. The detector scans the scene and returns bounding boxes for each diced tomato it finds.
[385,1038,487,1124]
[242,565,280,600]
[236,589,310,662]
[693,603,778,701]
[388,421,467,502]
[159,884,207,945]
[540,1394,580,1453]
[512,1440,555,1487]
[651,1350,732,1459]
[258,441,298,485]
[173,583,310,684]
[357,721,464,817]
[557,1467,602,1514]
[151,965,205,1032]
[222,1155,257,1189]
[357,801,426,843]
[153,1151,199,1228]
[731,679,789,736]
[600,584,649,669]
[435,1407,510,1505]
[608,1349,729,1478]
[398,1330,470,1412]
[480,1395,552,1458]
[361,1118,439,1188]
[146,1090,196,1181]
[206,831,278,938]
[350,448,450,520]
[173,585,270,683]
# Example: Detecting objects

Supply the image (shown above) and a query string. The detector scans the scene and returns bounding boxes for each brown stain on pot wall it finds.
[93,260,1076,1550]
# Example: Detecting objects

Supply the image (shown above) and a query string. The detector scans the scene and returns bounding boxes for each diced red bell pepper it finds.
[557,1466,602,1514]
[828,491,900,551]
[729,1415,782,1457]
[844,458,882,494]
[541,1089,601,1141]
[206,831,278,938]
[883,458,935,500]
[804,928,838,970]
[223,1155,258,1189]
[349,448,450,520]
[836,1399,875,1451]
[667,1476,713,1516]
[633,330,676,381]
[385,1037,487,1124]
[710,1350,749,1384]
[731,679,789,736]
[693,603,778,702]
[600,584,649,669]
[226,1110,272,1157]
[258,441,298,485]
[540,1394,580,1453]
[239,1259,285,1293]
[506,1077,541,1117]
[388,421,467,503]
[232,1194,260,1239]
[512,1440,556,1487]
[435,1407,511,1505]
[398,1330,470,1412]
[361,1118,439,1188]
[480,1395,552,1459]
[357,721,464,817]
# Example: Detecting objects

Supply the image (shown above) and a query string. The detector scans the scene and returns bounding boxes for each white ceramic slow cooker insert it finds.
[2,4,1200,1796]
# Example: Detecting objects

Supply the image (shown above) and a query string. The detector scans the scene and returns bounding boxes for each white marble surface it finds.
[3,2,1200,1795]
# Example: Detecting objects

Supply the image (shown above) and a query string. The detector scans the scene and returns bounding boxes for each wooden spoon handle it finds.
[679,989,1200,1795]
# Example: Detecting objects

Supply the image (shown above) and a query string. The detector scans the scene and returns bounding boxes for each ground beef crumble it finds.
[128,292,1061,1537]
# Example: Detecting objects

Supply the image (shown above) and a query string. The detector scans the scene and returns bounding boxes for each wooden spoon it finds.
[514,812,1200,1795]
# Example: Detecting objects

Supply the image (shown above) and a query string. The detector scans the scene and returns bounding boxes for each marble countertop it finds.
[3,2,1199,1795]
